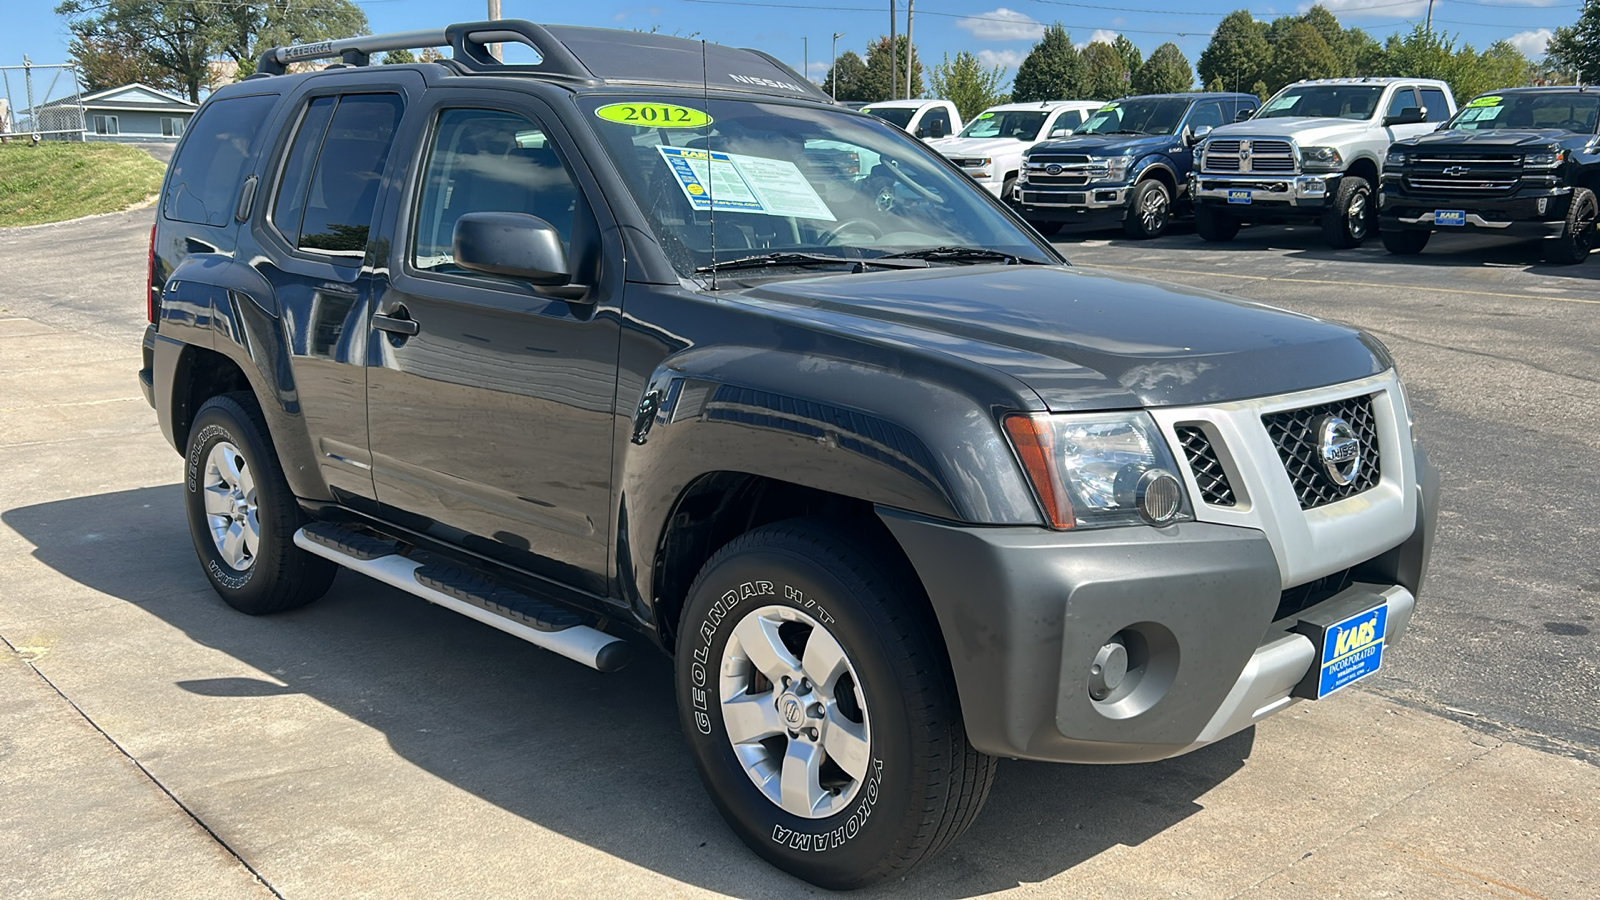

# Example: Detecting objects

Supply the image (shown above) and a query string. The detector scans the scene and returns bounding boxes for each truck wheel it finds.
[1544,187,1598,264]
[1001,175,1018,207]
[1381,229,1431,255]
[675,520,995,889]
[1195,204,1240,242]
[1323,175,1375,249]
[1123,179,1172,239]
[184,393,336,615]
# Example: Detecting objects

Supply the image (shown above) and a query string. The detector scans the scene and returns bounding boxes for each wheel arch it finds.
[1345,155,1380,185]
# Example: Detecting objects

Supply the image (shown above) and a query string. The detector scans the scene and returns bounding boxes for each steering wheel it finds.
[819,218,884,246]
[1556,119,1589,132]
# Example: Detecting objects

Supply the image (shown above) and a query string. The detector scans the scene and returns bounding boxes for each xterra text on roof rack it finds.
[139,21,1439,889]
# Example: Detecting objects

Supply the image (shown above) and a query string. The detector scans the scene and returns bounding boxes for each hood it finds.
[1031,133,1171,157]
[1208,116,1370,144]
[735,265,1390,411]
[1396,128,1575,150]
[931,136,1033,158]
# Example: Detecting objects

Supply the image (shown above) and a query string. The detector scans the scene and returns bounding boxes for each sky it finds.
[0,0,1581,96]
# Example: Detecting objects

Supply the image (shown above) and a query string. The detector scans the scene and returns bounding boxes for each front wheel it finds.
[1195,204,1240,242]
[1544,187,1598,264]
[675,520,995,889]
[1123,179,1172,239]
[1381,228,1431,255]
[1323,175,1375,249]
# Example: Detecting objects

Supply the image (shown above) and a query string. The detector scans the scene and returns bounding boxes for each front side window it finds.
[270,93,404,257]
[412,108,587,276]
[1185,102,1226,131]
[1257,85,1384,121]
[1076,98,1191,136]
[956,110,1049,141]
[1446,92,1600,134]
[580,95,1052,279]
[164,93,279,226]
[1386,88,1420,118]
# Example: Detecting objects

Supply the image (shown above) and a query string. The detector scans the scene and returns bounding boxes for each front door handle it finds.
[373,310,419,336]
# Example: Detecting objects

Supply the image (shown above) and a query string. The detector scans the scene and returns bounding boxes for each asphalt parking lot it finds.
[2,209,1597,898]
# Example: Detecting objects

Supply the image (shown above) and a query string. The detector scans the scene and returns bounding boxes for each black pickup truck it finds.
[140,20,1438,888]
[1380,86,1600,263]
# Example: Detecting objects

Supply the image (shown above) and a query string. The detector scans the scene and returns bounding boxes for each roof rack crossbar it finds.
[255,20,596,82]
[257,29,448,75]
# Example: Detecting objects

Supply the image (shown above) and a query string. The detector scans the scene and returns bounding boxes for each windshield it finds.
[1447,93,1600,133]
[863,106,915,129]
[1076,98,1190,136]
[1257,85,1384,120]
[580,95,1053,279]
[957,110,1050,140]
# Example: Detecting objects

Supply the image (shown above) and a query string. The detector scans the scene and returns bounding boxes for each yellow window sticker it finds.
[595,102,713,128]
[1098,103,1119,112]
[976,112,995,119]
[1465,95,1502,108]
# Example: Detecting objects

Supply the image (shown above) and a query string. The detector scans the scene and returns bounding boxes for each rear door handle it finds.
[373,311,419,336]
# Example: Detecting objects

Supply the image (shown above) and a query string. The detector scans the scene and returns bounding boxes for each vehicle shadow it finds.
[4,485,1254,897]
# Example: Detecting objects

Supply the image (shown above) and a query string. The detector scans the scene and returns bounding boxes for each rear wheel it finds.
[1381,228,1431,255]
[1195,204,1240,242]
[675,520,995,889]
[1544,187,1598,264]
[1123,179,1172,239]
[1323,175,1375,249]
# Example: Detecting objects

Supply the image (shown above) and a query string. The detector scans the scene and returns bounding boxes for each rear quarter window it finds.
[163,94,280,227]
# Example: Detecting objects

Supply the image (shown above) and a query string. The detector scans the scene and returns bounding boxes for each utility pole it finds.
[889,0,897,101]
[803,37,808,86]
[1424,0,1434,38]
[487,0,502,60]
[832,32,845,100]
[905,0,914,99]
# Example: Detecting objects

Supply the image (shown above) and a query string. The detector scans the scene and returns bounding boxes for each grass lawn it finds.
[0,141,166,227]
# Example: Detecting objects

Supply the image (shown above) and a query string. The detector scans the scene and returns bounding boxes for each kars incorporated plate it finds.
[1314,603,1388,698]
[1227,189,1252,205]
[1435,209,1466,226]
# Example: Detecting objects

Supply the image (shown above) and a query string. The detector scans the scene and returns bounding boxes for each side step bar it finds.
[294,525,631,673]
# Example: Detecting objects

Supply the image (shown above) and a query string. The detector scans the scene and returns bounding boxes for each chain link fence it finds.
[1,59,87,142]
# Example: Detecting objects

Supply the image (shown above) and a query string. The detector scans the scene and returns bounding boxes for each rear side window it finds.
[164,94,279,227]
[1420,88,1451,122]
[271,93,404,257]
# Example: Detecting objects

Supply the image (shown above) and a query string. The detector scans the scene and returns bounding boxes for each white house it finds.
[36,83,199,142]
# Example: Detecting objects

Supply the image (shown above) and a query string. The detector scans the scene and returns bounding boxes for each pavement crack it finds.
[0,631,285,900]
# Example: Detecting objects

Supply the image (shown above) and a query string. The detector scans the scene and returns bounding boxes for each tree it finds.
[1469,40,1535,97]
[1080,41,1128,100]
[381,49,416,65]
[1264,21,1340,93]
[822,50,870,102]
[1198,11,1272,95]
[58,0,218,102]
[858,35,923,102]
[1113,35,1143,79]
[1132,43,1193,94]
[929,51,1009,120]
[1012,24,1081,102]
[1547,0,1600,83]
[67,30,186,94]
[213,0,368,79]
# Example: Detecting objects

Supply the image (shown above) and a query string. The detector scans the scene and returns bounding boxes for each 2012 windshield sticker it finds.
[1466,95,1502,108]
[657,146,836,221]
[594,102,713,128]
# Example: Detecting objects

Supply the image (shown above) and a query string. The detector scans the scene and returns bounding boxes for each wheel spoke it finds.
[204,485,233,516]
[731,613,801,684]
[723,691,785,745]
[823,712,871,782]
[800,626,849,690]
[779,739,825,817]
[236,462,256,506]
[220,523,246,568]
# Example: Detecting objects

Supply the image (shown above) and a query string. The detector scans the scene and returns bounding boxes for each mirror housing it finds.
[1384,106,1425,127]
[1186,124,1213,145]
[920,118,947,139]
[1049,127,1075,138]
[1235,107,1255,122]
[452,212,570,286]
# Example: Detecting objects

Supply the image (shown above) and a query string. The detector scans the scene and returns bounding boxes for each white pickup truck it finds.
[1190,78,1455,248]
[927,100,1105,199]
[861,98,963,142]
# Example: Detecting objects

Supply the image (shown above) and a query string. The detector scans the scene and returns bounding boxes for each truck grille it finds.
[1024,154,1101,186]
[1402,152,1522,196]
[1175,425,1236,507]
[1262,394,1382,510]
[1201,139,1297,175]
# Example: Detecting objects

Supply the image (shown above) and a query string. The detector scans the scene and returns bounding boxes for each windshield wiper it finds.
[694,251,930,275]
[875,246,1044,265]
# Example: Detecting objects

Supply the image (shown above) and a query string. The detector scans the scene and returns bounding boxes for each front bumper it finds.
[1012,183,1132,220]
[878,443,1439,764]
[1191,171,1339,213]
[1379,185,1572,237]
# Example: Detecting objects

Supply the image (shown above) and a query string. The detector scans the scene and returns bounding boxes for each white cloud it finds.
[978,49,1028,69]
[1076,29,1120,50]
[1301,0,1427,17]
[1509,28,1553,58]
[958,8,1046,42]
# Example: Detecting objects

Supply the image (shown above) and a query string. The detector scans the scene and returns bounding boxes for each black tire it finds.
[1322,175,1375,249]
[184,392,336,615]
[1001,175,1018,207]
[675,519,995,889]
[1381,228,1431,255]
[1543,187,1598,264]
[1194,204,1240,242]
[1029,219,1064,237]
[1123,179,1173,239]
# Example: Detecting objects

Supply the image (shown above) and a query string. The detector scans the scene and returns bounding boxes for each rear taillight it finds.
[146,224,158,323]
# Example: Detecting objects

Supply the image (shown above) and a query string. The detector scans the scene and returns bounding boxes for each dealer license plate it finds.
[1313,604,1388,698]
[1227,189,1252,205]
[1435,209,1466,226]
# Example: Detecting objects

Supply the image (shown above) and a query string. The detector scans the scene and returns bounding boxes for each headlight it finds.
[1524,150,1562,167]
[1385,150,1408,167]
[968,157,992,167]
[1301,146,1343,170]
[1003,412,1193,529]
[1092,154,1134,182]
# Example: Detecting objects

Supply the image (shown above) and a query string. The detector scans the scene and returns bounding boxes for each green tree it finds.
[1265,21,1341,93]
[929,51,1009,120]
[1455,41,1533,101]
[215,0,368,79]
[1012,24,1081,102]
[1547,0,1600,83]
[1377,25,1458,83]
[1132,42,1193,94]
[1113,35,1143,78]
[1080,41,1129,100]
[822,50,870,102]
[859,35,923,102]
[381,49,415,65]
[57,0,217,101]
[67,30,186,94]
[1198,11,1272,95]
[1347,28,1386,75]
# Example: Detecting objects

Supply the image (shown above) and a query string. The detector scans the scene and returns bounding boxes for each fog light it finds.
[1135,469,1183,525]
[1538,197,1549,215]
[1088,638,1129,701]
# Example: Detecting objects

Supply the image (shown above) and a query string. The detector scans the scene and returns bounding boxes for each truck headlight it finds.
[1385,150,1408,167]
[1089,154,1135,183]
[1301,146,1343,171]
[1004,412,1194,529]
[1524,150,1562,168]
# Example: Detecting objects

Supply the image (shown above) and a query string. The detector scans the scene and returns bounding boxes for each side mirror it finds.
[452,212,570,286]
[1050,127,1074,138]
[1235,107,1255,122]
[924,119,947,139]
[1186,124,1213,145]
[1384,106,1425,127]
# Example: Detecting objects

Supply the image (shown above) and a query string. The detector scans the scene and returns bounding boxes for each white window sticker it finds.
[658,146,836,221]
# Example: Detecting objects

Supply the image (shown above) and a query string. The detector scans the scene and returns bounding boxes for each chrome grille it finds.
[1175,425,1236,507]
[1262,394,1382,510]
[1201,139,1297,175]
[1402,151,1522,197]
[1024,154,1102,186]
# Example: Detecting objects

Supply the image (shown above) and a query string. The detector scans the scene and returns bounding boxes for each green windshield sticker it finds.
[594,102,713,128]
[1466,95,1502,108]
[1098,103,1119,112]
[976,112,995,119]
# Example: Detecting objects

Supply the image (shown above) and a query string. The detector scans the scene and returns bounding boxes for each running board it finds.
[293,526,631,672]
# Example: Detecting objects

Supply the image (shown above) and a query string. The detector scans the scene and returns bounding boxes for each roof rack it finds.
[255,20,597,82]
